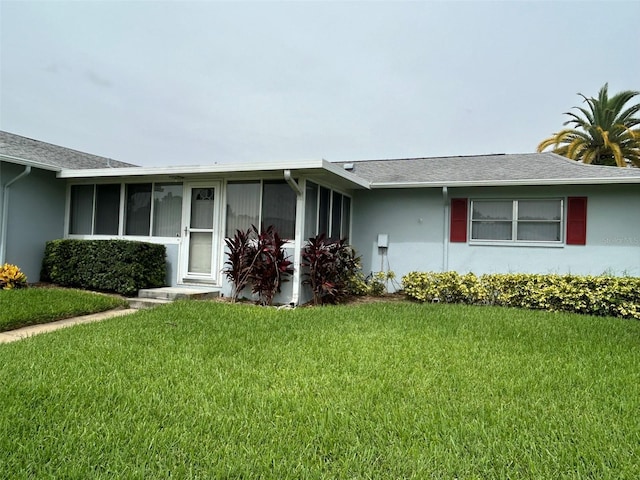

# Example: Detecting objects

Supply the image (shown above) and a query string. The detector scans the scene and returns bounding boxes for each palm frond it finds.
[540,83,640,167]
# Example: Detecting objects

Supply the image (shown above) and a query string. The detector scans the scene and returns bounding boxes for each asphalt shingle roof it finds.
[0,131,137,170]
[336,152,640,186]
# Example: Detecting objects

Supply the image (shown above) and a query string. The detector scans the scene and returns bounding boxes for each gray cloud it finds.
[1,1,638,167]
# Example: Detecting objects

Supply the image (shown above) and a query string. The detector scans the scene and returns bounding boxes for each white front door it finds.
[181,182,221,283]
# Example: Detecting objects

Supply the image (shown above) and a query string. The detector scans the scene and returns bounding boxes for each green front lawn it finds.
[1,301,638,478]
[0,287,128,332]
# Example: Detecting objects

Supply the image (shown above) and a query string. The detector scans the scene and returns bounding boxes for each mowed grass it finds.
[0,288,128,332]
[0,301,638,479]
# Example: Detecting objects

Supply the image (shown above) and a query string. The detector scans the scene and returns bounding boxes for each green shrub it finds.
[348,271,396,297]
[0,263,28,289]
[402,271,486,304]
[41,239,166,296]
[402,271,640,320]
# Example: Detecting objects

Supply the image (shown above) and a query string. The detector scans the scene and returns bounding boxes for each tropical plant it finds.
[0,263,28,289]
[224,225,293,305]
[301,234,360,305]
[247,225,293,306]
[537,83,640,167]
[222,228,253,302]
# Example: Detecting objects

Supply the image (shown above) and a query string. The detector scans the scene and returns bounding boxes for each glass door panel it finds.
[184,185,219,280]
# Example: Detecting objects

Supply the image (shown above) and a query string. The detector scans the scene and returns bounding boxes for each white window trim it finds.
[469,198,564,247]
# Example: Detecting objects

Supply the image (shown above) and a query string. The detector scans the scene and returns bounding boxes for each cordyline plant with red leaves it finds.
[301,234,360,305]
[223,225,293,306]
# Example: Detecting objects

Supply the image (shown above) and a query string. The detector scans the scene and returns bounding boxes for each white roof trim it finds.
[57,159,328,178]
[0,153,61,172]
[57,158,372,189]
[370,177,640,188]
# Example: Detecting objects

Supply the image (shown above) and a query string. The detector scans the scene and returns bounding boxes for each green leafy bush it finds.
[0,263,28,289]
[348,270,396,297]
[41,239,166,296]
[402,271,640,320]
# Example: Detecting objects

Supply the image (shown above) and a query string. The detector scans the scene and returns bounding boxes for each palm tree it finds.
[538,83,640,167]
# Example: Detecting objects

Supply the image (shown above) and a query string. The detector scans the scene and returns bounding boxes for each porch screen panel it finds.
[152,183,183,237]
[341,196,351,241]
[69,185,94,234]
[304,181,318,239]
[262,180,296,239]
[125,183,152,235]
[471,200,512,241]
[330,191,343,240]
[225,181,260,237]
[94,184,121,235]
[318,186,330,237]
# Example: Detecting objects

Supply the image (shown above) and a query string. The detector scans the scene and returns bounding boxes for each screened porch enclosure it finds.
[68,182,183,237]
[66,177,353,291]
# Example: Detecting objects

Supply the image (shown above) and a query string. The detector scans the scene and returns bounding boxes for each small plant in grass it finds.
[224,225,293,305]
[301,234,360,305]
[0,263,27,289]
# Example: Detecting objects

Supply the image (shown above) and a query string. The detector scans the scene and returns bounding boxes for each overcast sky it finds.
[1,1,638,167]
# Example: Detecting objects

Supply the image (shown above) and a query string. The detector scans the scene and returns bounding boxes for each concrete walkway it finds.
[0,308,138,344]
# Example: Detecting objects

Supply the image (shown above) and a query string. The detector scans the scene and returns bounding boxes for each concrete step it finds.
[138,286,220,301]
[127,297,172,310]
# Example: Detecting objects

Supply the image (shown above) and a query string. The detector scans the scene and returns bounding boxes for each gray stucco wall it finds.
[350,188,445,281]
[350,184,640,288]
[1,162,66,282]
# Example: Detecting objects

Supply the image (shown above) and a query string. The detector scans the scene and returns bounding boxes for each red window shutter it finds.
[566,197,587,245]
[450,198,468,242]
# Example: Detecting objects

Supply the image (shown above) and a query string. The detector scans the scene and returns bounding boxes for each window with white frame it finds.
[68,182,183,237]
[470,199,563,243]
[304,181,351,241]
[225,180,297,239]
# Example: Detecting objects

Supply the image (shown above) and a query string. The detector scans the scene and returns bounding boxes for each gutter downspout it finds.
[0,165,32,265]
[442,186,449,272]
[284,170,303,306]
[284,169,302,196]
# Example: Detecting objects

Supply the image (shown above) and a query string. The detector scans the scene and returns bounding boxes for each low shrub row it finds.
[402,271,640,319]
[41,239,166,296]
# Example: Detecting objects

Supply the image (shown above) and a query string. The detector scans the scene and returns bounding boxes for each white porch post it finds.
[284,170,304,306]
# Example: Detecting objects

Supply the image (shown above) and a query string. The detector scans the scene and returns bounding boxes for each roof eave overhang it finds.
[57,159,372,189]
[370,177,640,188]
[0,153,61,172]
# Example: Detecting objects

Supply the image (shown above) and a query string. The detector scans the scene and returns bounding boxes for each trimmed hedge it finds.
[402,271,640,320]
[41,239,166,296]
